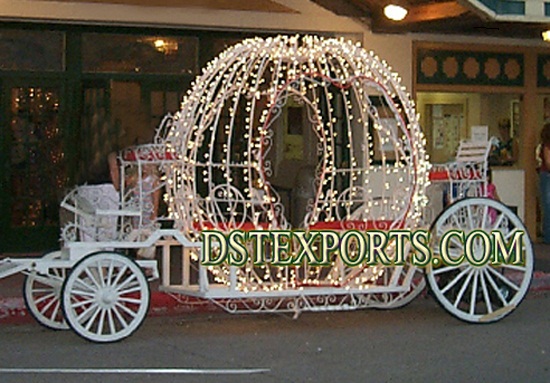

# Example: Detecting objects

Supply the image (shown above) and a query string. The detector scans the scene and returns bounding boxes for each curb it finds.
[2,273,550,325]
[531,271,550,292]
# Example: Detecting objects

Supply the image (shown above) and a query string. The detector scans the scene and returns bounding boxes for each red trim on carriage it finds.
[428,169,483,181]
[308,220,403,230]
[428,170,450,181]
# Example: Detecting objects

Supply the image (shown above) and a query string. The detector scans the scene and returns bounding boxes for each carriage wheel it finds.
[62,252,150,343]
[426,198,533,323]
[23,251,69,330]
[371,265,425,309]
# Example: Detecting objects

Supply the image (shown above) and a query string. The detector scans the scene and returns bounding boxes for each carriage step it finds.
[0,258,30,279]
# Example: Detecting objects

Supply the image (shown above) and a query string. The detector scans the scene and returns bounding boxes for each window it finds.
[0,29,64,71]
[82,33,198,74]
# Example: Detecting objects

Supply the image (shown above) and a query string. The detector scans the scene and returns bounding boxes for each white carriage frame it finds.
[0,36,534,342]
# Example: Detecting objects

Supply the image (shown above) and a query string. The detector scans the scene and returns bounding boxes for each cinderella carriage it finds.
[0,35,533,342]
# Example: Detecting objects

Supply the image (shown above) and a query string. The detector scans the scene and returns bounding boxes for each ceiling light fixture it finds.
[154,39,165,49]
[384,4,408,21]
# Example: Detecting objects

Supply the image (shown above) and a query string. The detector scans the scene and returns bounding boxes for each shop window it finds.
[0,29,64,71]
[82,33,198,74]
[417,92,521,166]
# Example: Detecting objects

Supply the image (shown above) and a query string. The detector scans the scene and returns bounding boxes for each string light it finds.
[158,35,429,293]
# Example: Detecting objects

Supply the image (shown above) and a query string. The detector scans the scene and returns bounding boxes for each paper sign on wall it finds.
[470,125,488,142]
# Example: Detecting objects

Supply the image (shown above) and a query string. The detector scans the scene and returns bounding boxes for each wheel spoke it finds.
[24,252,69,330]
[479,271,493,313]
[118,297,142,304]
[111,265,129,287]
[70,298,95,309]
[74,277,96,293]
[117,285,143,296]
[482,269,508,306]
[75,301,98,323]
[114,302,139,318]
[84,268,101,289]
[106,260,115,286]
[432,245,464,257]
[107,308,116,334]
[69,288,96,298]
[500,263,527,272]
[451,213,461,229]
[39,294,57,313]
[501,227,515,240]
[433,262,468,276]
[486,267,520,291]
[52,267,62,278]
[48,300,63,322]
[96,309,107,335]
[491,212,505,231]
[48,272,65,287]
[440,267,470,294]
[84,305,101,331]
[31,287,53,294]
[481,204,489,230]
[469,270,479,315]
[34,292,56,305]
[111,305,129,328]
[467,204,475,231]
[435,229,464,250]
[115,274,138,292]
[453,269,474,308]
[96,260,105,288]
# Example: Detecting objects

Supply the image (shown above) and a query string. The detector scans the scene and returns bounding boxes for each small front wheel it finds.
[62,252,150,343]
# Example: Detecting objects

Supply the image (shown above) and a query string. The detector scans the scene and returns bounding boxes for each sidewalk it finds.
[2,245,550,325]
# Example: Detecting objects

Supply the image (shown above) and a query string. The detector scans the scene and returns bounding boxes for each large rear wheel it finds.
[426,198,533,323]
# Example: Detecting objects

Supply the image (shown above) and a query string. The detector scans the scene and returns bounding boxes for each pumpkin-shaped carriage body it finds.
[162,36,429,236]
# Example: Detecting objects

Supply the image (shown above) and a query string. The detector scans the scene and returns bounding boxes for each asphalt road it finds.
[0,294,548,383]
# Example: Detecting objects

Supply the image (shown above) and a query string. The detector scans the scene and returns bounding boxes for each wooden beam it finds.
[405,1,469,23]
[310,0,371,18]
[36,0,298,13]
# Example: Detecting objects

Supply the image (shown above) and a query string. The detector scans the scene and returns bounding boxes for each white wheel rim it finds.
[24,251,69,330]
[62,252,150,343]
[426,198,533,323]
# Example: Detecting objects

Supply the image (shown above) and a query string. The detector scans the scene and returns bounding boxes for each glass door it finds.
[1,80,67,252]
